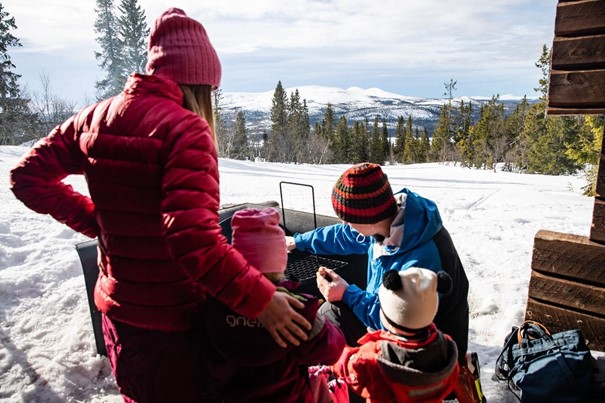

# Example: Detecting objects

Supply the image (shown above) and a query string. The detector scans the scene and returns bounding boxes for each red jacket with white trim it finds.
[336,324,459,402]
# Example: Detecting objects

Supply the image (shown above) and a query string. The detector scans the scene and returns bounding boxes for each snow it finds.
[0,145,600,402]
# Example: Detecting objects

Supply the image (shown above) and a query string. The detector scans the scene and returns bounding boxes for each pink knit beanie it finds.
[231,208,288,274]
[146,8,221,88]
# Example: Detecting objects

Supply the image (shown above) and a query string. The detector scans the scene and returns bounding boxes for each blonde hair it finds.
[179,84,217,147]
[263,272,287,283]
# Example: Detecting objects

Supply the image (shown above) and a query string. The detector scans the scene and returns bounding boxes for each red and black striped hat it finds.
[331,163,398,224]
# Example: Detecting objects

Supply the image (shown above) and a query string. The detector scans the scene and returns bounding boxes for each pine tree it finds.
[267,81,288,162]
[501,97,528,171]
[288,89,311,163]
[381,118,390,161]
[332,115,350,163]
[393,116,405,161]
[231,110,250,160]
[0,4,20,102]
[368,116,384,164]
[94,0,124,99]
[402,116,415,164]
[430,105,451,162]
[350,120,369,163]
[321,103,335,140]
[116,0,149,77]
[419,128,430,163]
[0,4,36,145]
[213,89,232,157]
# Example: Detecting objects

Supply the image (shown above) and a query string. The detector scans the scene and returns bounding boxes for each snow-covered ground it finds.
[0,145,600,402]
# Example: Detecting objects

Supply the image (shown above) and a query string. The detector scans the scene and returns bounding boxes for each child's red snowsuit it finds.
[336,323,459,402]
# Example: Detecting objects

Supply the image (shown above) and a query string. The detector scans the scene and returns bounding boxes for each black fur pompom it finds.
[437,271,453,295]
[382,270,402,291]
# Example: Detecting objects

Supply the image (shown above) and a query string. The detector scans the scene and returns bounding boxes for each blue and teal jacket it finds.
[293,188,443,331]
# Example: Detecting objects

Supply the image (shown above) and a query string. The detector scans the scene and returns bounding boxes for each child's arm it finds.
[334,343,395,402]
[298,315,345,366]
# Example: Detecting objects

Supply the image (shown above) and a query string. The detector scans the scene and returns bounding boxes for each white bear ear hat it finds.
[378,267,452,335]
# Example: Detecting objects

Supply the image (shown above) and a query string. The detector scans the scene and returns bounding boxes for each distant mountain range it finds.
[220,85,538,136]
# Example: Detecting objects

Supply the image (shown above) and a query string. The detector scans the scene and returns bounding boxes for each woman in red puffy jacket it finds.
[10,8,310,403]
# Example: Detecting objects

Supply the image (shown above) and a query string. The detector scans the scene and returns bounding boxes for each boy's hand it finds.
[316,266,348,302]
[258,290,312,348]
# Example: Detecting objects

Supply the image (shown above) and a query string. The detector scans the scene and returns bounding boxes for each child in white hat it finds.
[335,267,460,402]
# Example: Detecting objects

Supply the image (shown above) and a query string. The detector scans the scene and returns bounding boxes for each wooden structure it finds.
[526,0,605,351]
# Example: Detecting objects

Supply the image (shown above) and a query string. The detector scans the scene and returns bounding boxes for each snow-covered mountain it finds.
[220,85,537,135]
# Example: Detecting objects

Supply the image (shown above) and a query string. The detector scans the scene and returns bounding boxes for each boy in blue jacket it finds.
[286,162,485,402]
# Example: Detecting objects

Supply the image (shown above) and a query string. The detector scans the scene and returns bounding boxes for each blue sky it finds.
[5,0,557,105]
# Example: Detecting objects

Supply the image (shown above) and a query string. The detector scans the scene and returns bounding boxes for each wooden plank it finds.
[555,0,605,37]
[526,297,605,351]
[596,152,605,198]
[547,107,605,115]
[548,69,605,109]
[552,35,605,70]
[528,270,605,316]
[591,198,605,243]
[531,229,605,285]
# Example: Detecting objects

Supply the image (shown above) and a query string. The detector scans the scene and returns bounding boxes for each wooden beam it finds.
[526,297,605,351]
[597,153,605,199]
[591,198,605,243]
[552,35,605,70]
[548,69,605,109]
[528,270,605,316]
[555,0,605,37]
[531,230,605,285]
[547,107,605,115]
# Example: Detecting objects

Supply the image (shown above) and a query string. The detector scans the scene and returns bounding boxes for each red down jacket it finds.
[10,73,275,331]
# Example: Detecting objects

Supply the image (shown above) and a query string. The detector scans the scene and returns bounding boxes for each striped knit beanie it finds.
[331,163,398,224]
[146,8,221,89]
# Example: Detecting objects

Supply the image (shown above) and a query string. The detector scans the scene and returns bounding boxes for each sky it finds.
[1,144,604,401]
[4,0,558,106]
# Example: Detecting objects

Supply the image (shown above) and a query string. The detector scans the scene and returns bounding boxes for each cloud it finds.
[3,0,556,100]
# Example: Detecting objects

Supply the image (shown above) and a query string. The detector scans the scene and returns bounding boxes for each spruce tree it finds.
[393,116,405,161]
[402,116,415,164]
[0,4,36,145]
[267,81,288,162]
[332,115,350,163]
[430,105,451,162]
[368,116,383,164]
[0,4,20,103]
[381,118,390,161]
[501,97,528,171]
[213,89,232,157]
[94,0,123,99]
[231,110,250,160]
[419,128,430,163]
[321,103,335,140]
[350,121,369,163]
[116,0,149,77]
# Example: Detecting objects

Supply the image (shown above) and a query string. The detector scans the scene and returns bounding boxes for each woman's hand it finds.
[258,290,312,348]
[316,266,348,302]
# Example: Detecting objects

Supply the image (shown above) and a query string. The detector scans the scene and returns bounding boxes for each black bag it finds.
[495,320,600,403]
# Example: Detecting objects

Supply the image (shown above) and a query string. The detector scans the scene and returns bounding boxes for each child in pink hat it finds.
[200,207,346,402]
